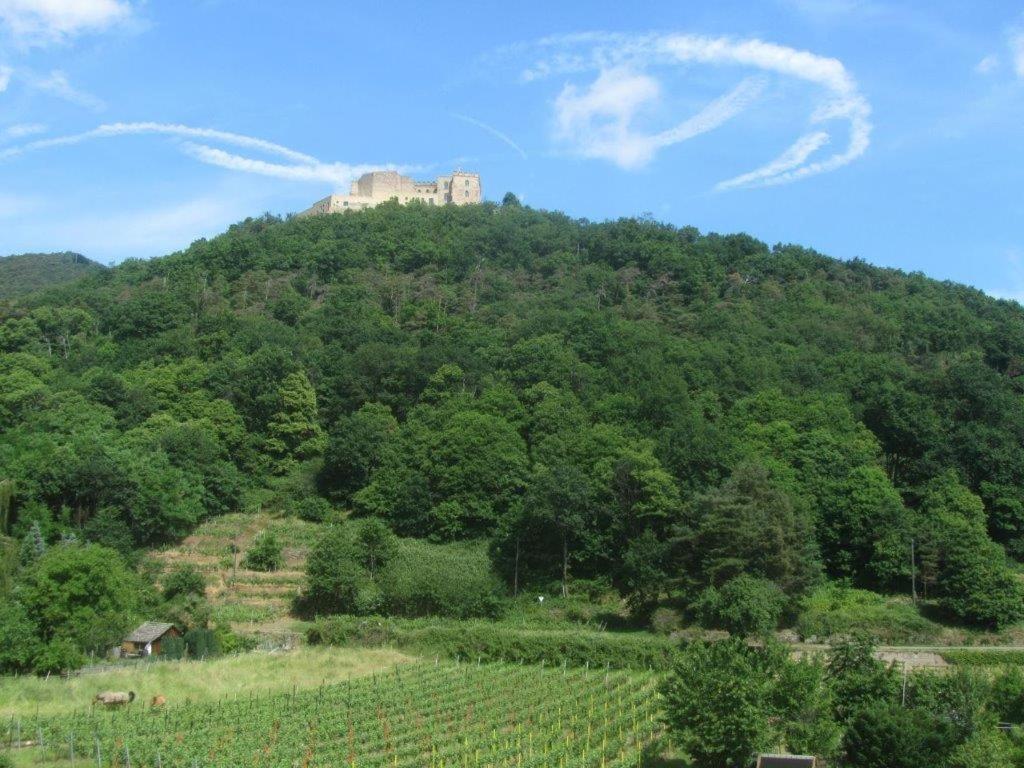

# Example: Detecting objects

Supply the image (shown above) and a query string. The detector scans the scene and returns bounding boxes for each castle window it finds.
[343,201,348,206]
[464,191,469,198]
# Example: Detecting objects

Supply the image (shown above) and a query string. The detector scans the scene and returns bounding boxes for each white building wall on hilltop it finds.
[298,170,481,217]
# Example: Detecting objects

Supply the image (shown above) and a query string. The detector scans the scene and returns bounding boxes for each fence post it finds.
[95,736,102,767]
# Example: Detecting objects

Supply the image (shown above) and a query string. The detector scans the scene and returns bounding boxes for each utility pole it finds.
[910,538,918,604]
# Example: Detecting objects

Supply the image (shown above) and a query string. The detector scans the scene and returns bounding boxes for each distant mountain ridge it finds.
[0,251,105,300]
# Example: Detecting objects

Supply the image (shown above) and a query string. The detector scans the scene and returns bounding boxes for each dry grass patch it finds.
[0,646,412,719]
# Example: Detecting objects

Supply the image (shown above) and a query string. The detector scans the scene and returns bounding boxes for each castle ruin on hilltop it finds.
[299,170,481,216]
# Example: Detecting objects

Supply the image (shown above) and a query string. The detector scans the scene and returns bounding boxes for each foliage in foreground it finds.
[662,637,1024,767]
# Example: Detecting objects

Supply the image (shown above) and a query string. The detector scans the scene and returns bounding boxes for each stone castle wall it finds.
[299,170,482,217]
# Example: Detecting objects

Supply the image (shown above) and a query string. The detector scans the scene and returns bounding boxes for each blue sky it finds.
[0,1,1022,301]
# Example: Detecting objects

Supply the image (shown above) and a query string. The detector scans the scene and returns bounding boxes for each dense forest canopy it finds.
[0,252,105,300]
[2,199,1024,641]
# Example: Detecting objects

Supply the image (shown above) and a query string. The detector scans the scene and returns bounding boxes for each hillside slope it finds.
[2,201,1023,633]
[0,251,105,299]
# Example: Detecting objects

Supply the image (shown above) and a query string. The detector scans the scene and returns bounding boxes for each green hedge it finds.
[939,650,1024,667]
[307,616,678,670]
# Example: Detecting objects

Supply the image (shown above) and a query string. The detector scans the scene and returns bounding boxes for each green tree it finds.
[17,544,140,653]
[842,702,954,768]
[300,525,366,616]
[319,402,398,502]
[825,637,897,724]
[0,600,42,673]
[695,574,788,637]
[354,517,398,579]
[162,564,207,601]
[681,463,820,596]
[265,371,326,472]
[662,638,838,767]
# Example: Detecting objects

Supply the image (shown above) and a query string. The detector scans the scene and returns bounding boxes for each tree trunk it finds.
[561,530,569,598]
[513,536,520,597]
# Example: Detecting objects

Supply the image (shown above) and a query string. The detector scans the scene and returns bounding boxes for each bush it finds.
[183,627,220,658]
[242,530,283,572]
[939,538,1024,629]
[295,496,333,523]
[33,638,85,675]
[796,584,940,643]
[661,639,840,767]
[695,574,787,636]
[842,702,955,768]
[0,600,42,673]
[161,628,220,660]
[649,606,684,635]
[940,650,1024,667]
[162,564,206,601]
[307,615,678,670]
[378,541,503,619]
[298,525,366,616]
[354,517,398,579]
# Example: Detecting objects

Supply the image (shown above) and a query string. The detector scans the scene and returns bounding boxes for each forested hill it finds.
[0,251,105,300]
[2,199,1024,628]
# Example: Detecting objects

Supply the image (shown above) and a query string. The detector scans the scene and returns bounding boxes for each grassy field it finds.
[8,661,661,768]
[0,646,412,720]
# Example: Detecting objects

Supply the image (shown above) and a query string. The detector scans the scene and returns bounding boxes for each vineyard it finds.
[7,661,662,767]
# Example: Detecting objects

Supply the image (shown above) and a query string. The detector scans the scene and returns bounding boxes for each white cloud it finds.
[0,122,46,141]
[0,121,319,163]
[181,143,399,188]
[452,113,528,159]
[28,69,104,110]
[0,64,11,91]
[975,54,999,75]
[553,67,766,169]
[554,67,662,168]
[1011,31,1024,78]
[518,32,872,190]
[0,0,133,45]
[0,120,409,192]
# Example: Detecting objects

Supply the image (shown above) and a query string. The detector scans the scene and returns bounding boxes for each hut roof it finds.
[124,622,176,644]
[756,757,816,768]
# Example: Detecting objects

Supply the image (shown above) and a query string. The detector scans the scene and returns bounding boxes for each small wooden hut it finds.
[122,622,180,657]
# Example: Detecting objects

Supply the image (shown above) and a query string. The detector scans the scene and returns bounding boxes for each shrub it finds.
[295,496,333,523]
[162,564,206,601]
[649,606,684,635]
[183,627,220,658]
[695,574,787,636]
[242,530,283,572]
[298,525,366,616]
[0,600,42,673]
[378,541,503,619]
[939,538,1024,629]
[940,650,1024,667]
[354,517,398,579]
[661,639,840,767]
[307,615,678,670]
[842,702,955,768]
[796,584,939,643]
[33,638,85,675]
